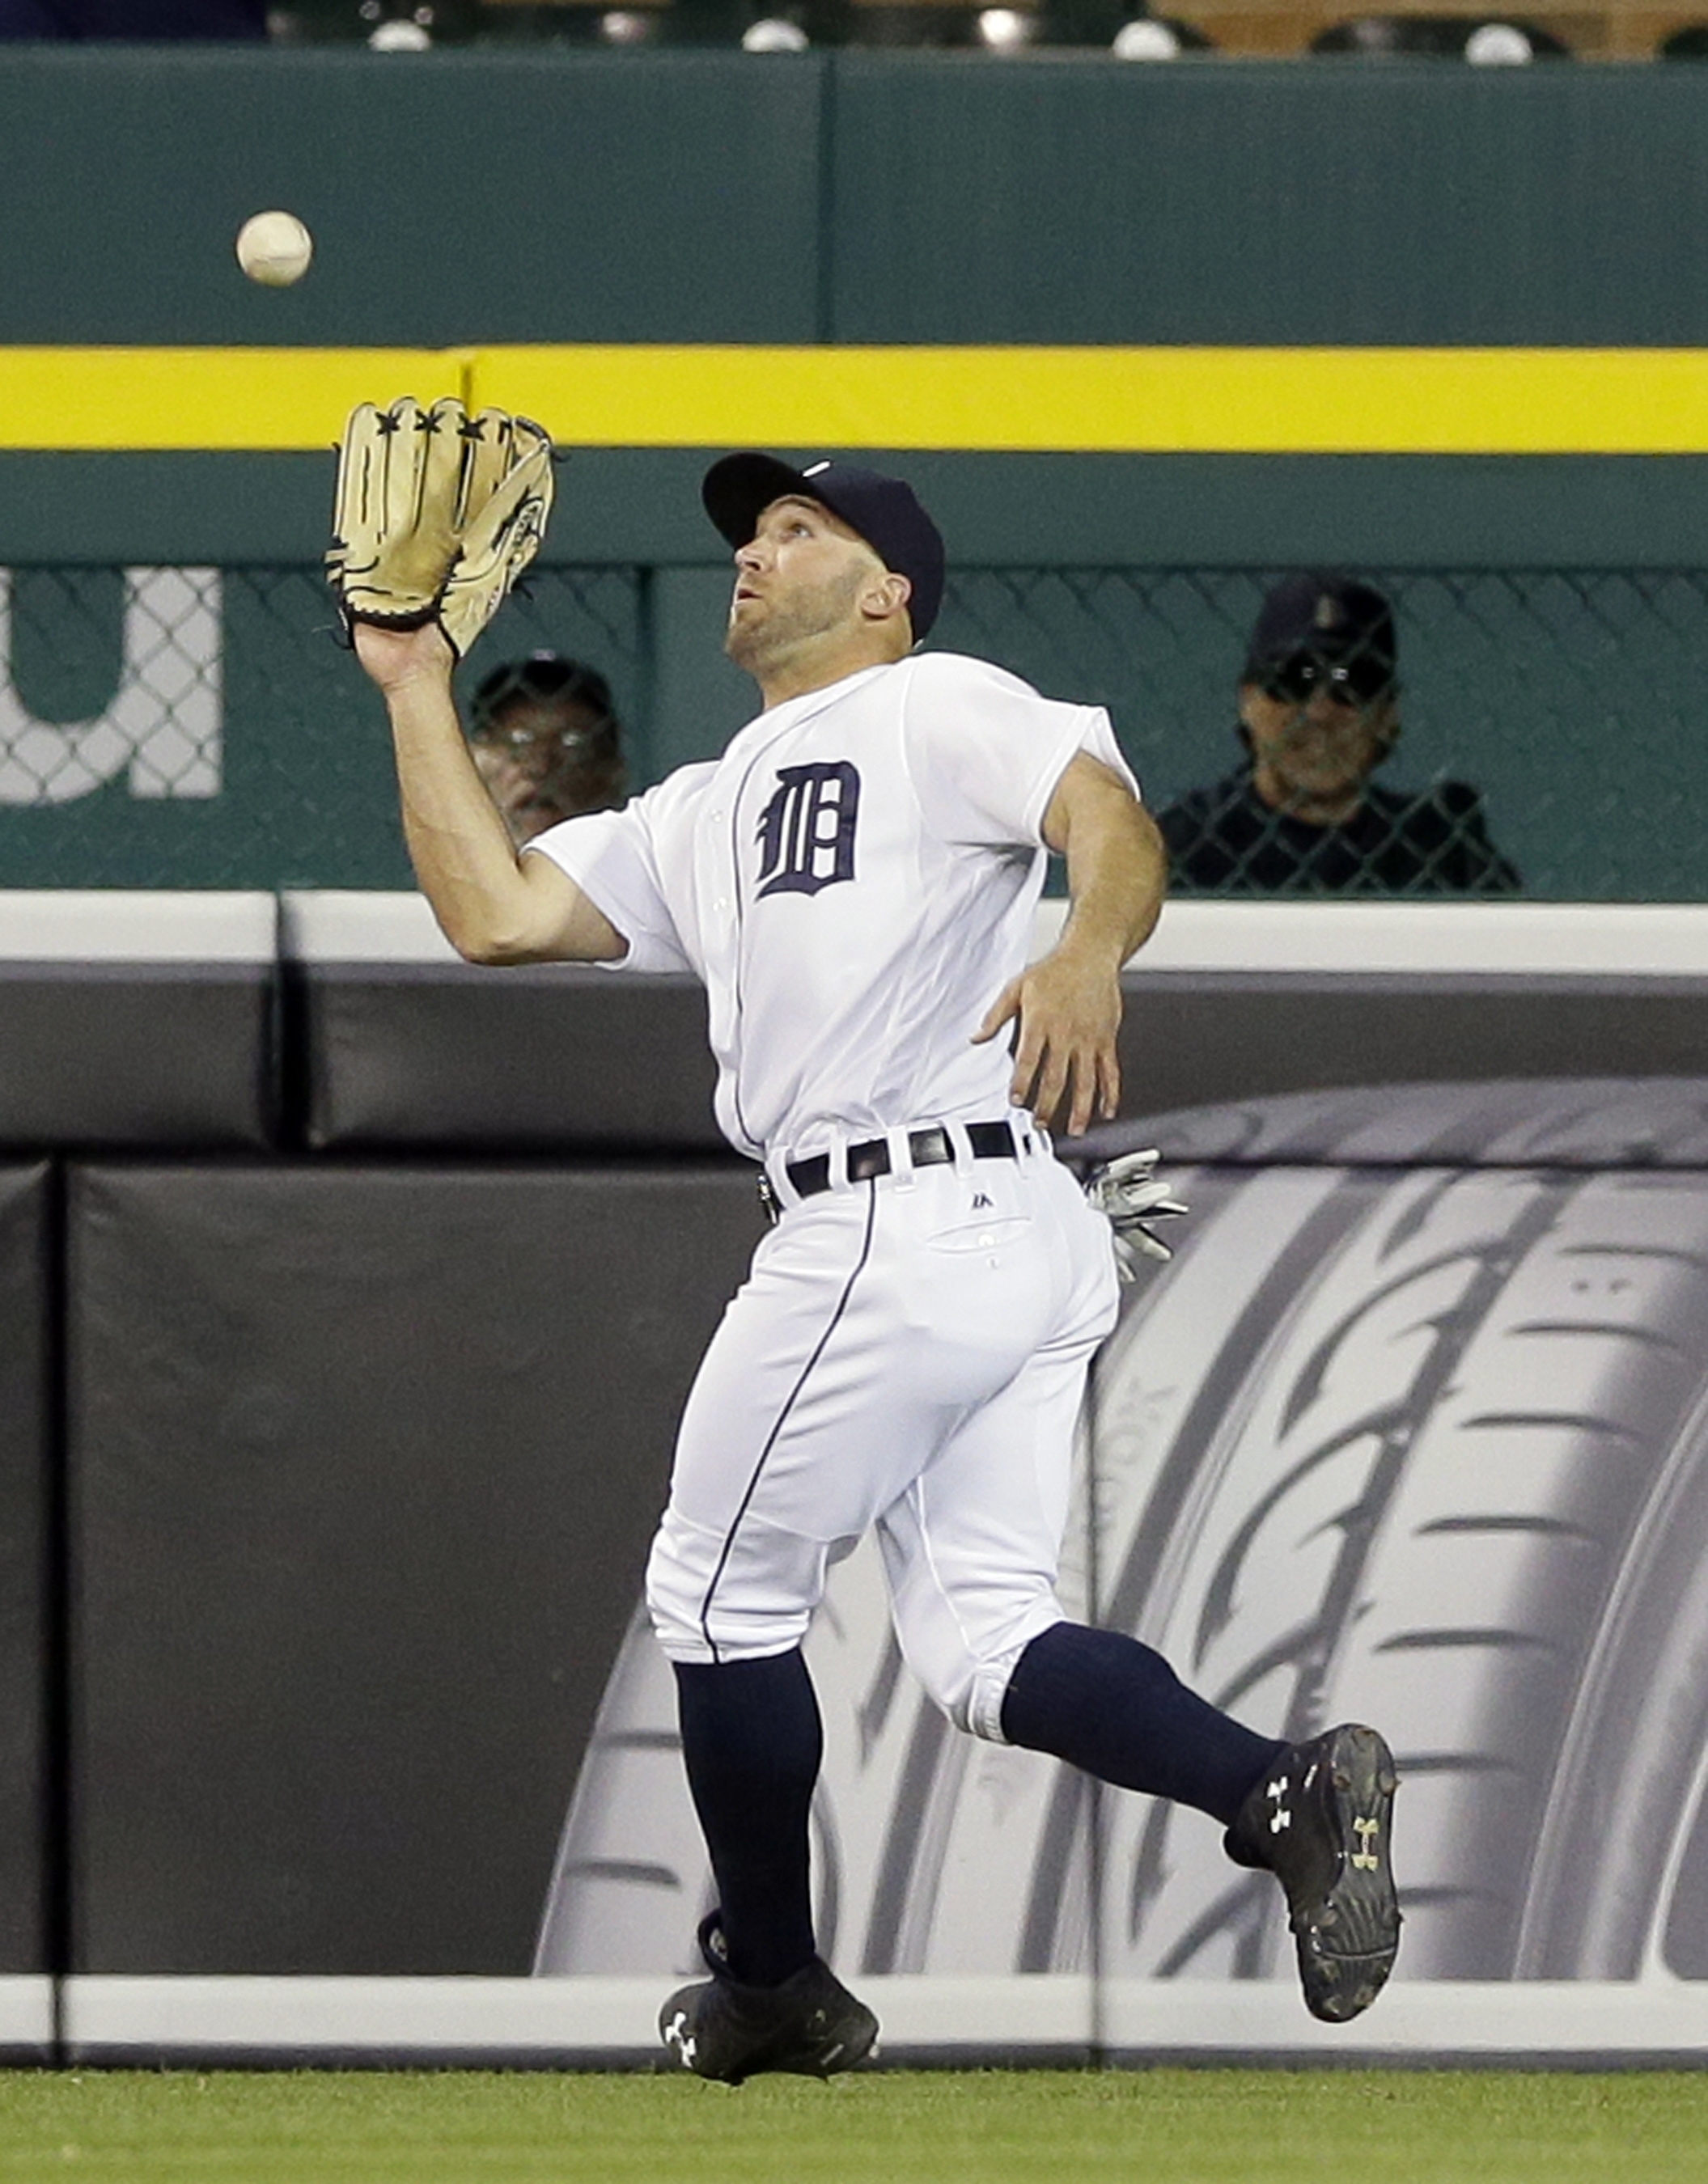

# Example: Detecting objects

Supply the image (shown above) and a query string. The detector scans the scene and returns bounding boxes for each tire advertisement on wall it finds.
[537,1080,1708,2063]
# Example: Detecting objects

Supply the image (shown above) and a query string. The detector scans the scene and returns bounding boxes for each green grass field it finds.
[0,2069,1704,2184]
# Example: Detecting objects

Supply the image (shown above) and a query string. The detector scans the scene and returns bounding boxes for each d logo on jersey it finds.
[756,762,860,898]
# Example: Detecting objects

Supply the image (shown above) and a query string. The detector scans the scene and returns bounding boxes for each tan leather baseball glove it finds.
[326,394,555,660]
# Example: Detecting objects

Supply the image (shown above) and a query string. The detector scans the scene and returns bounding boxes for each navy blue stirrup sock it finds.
[673,1649,822,1987]
[999,1621,1284,1826]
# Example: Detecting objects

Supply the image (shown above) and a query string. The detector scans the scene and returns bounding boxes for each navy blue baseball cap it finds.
[1244,572,1397,700]
[702,452,947,643]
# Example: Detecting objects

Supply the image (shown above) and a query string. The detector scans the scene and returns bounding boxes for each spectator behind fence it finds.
[466,653,629,847]
[1157,573,1521,895]
[0,0,265,32]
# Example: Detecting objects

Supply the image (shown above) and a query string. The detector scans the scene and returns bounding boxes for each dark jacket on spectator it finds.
[1158,767,1522,895]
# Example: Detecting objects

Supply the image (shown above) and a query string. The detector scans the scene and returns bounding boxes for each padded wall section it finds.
[301,959,1708,1157]
[0,967,273,1149]
[68,1162,763,1974]
[297,967,725,1153]
[1110,974,1708,1124]
[0,1165,49,1974]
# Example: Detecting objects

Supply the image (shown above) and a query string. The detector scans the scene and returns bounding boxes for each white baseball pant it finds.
[646,1124,1120,1743]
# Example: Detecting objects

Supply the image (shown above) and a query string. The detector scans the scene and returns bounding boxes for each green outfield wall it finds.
[2,49,1708,891]
[5,49,1708,350]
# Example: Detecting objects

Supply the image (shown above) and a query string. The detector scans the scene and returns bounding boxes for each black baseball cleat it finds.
[658,1918,879,2085]
[1226,1722,1401,2025]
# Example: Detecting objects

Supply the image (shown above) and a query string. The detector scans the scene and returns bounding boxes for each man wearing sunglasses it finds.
[1159,573,1520,895]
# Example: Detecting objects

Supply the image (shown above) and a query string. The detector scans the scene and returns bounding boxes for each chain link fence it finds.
[0,561,1702,897]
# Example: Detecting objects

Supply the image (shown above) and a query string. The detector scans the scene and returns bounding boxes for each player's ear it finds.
[863,569,912,627]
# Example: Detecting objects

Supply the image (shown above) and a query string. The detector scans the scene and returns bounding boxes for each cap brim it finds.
[702,453,819,550]
[1246,632,1396,672]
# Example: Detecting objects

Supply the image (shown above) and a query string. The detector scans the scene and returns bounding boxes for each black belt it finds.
[786,1120,1022,1201]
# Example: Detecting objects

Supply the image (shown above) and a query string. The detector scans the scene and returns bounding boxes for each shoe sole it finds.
[1293,1724,1401,2024]
[787,2013,879,2078]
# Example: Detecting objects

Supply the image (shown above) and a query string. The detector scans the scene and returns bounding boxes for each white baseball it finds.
[235,210,314,289]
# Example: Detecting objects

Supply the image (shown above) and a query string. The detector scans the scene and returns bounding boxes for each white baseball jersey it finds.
[528,650,1139,1164]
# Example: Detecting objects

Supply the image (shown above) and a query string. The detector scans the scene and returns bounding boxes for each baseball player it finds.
[337,418,1401,2081]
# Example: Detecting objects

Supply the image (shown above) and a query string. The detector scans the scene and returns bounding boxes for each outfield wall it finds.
[0,894,1706,2063]
[8,52,1708,896]
[6,51,1708,351]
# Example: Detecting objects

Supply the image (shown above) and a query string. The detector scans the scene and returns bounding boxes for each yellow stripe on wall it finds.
[6,345,1708,454]
[0,349,468,452]
[475,345,1708,455]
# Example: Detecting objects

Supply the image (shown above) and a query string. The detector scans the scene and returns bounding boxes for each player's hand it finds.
[352,618,456,696]
[973,945,1123,1137]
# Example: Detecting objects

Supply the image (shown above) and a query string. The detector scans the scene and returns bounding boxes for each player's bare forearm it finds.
[1046,753,1167,969]
[973,754,1166,1136]
[354,623,625,966]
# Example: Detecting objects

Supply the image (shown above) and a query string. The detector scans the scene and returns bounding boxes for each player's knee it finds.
[644,1526,706,1660]
[645,1507,820,1664]
[899,1610,1058,1744]
[911,1655,984,1738]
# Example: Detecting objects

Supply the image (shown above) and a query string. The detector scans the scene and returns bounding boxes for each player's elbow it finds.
[456,930,529,967]
[1041,754,1143,857]
[430,857,592,965]
[462,923,569,967]
[435,904,554,967]
[439,887,626,967]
